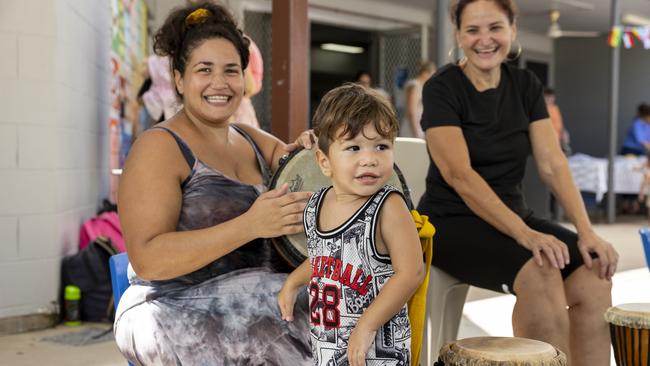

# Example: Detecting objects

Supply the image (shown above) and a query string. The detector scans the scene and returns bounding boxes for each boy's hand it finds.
[347,324,376,366]
[286,130,317,152]
[639,193,645,203]
[277,281,300,322]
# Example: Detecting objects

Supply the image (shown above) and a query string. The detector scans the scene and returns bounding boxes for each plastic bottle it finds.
[64,285,81,326]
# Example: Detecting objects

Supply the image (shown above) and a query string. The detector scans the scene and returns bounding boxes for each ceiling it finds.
[371,0,650,34]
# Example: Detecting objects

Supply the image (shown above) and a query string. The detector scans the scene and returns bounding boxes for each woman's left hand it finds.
[285,129,317,152]
[577,230,619,280]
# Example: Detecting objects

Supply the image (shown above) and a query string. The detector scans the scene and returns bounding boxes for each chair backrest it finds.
[394,137,429,205]
[109,252,131,310]
[639,228,650,269]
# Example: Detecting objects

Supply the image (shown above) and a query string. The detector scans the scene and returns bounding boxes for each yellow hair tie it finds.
[185,8,211,27]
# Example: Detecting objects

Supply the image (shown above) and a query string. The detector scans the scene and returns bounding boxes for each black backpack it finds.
[60,237,118,322]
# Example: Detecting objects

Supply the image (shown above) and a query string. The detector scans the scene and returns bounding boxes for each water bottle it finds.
[64,285,81,326]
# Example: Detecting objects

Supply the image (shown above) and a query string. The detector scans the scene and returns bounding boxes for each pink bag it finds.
[78,212,126,252]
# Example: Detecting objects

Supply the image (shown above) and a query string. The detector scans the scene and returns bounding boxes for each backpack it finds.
[79,211,126,253]
[60,237,118,322]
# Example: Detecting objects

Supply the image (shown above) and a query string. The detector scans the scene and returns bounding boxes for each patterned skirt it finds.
[114,268,311,366]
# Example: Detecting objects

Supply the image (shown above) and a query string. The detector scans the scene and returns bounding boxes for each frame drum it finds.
[605,303,650,366]
[269,148,413,268]
[436,337,567,365]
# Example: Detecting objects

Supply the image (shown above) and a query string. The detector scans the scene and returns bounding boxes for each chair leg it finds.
[419,268,469,366]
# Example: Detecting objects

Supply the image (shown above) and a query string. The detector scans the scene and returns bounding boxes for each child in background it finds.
[638,155,650,219]
[278,83,424,366]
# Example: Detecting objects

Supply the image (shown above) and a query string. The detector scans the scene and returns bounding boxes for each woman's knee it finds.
[565,261,612,307]
[514,258,565,297]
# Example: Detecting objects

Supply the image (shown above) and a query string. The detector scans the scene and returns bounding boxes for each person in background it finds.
[637,156,650,219]
[278,83,423,366]
[401,61,436,138]
[543,88,570,155]
[231,35,264,128]
[141,54,181,123]
[114,3,316,364]
[418,1,617,364]
[355,70,391,101]
[621,103,650,156]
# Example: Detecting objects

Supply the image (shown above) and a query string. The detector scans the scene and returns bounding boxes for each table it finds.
[568,153,647,202]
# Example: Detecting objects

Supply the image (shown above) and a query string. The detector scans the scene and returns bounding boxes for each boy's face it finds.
[317,123,394,198]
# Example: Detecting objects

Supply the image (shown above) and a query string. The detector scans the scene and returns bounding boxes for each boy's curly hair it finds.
[313,83,398,154]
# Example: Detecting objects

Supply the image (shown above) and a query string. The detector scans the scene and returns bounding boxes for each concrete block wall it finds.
[0,0,110,319]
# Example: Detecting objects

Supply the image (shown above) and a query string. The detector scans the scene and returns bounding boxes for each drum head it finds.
[439,337,567,365]
[605,303,650,329]
[269,148,413,268]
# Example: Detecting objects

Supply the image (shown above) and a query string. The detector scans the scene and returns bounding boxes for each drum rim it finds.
[605,303,650,329]
[439,337,567,364]
[270,148,414,207]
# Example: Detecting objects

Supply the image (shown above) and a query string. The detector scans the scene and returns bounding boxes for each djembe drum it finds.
[435,337,567,365]
[605,303,650,366]
[269,148,413,268]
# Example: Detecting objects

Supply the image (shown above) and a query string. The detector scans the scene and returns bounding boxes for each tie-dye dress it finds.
[114,126,311,366]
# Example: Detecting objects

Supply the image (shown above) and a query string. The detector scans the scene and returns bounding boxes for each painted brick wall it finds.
[0,0,110,318]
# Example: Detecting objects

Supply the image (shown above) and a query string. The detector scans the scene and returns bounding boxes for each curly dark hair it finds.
[638,103,650,118]
[313,83,398,154]
[152,1,250,96]
[451,0,518,29]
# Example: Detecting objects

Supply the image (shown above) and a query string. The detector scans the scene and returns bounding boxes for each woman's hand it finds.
[244,183,312,239]
[347,324,376,366]
[516,228,570,270]
[285,129,317,152]
[577,230,619,280]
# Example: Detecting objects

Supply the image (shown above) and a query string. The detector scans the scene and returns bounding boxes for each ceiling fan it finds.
[546,9,601,39]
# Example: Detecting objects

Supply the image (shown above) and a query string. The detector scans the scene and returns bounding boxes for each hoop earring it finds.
[447,45,467,65]
[447,45,460,61]
[506,40,523,62]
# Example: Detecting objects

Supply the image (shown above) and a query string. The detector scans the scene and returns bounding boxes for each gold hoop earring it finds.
[447,45,460,61]
[448,45,467,65]
[506,40,523,62]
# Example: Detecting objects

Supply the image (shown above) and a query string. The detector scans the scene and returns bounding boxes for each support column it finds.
[271,0,309,142]
[607,0,621,223]
[435,0,455,67]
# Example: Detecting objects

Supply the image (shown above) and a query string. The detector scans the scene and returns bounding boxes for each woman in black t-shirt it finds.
[417,1,618,364]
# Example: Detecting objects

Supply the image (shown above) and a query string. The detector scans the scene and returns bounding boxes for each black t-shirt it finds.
[417,63,549,217]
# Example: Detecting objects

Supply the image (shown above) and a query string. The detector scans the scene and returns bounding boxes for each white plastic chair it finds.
[394,137,470,365]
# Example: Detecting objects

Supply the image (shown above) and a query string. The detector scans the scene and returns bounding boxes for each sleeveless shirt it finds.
[304,185,411,365]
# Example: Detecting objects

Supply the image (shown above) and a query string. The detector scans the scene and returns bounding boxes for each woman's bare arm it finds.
[425,126,570,269]
[530,119,618,279]
[119,129,309,280]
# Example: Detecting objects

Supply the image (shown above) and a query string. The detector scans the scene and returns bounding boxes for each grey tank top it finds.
[133,125,286,287]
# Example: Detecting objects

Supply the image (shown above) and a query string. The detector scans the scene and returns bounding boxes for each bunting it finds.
[608,26,650,49]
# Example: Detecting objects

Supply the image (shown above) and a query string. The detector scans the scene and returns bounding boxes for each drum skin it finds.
[269,148,413,268]
[605,303,650,366]
[437,337,567,366]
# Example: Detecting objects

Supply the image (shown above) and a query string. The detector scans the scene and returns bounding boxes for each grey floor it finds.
[0,216,647,365]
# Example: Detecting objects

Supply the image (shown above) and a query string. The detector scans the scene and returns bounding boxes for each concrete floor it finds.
[0,216,647,365]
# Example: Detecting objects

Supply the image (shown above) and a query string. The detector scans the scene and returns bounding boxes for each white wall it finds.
[0,0,110,319]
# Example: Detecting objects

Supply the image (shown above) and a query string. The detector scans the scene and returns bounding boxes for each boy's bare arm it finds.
[278,259,311,321]
[355,193,424,332]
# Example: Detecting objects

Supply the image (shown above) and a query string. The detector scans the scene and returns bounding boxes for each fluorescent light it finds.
[320,43,364,54]
[622,13,650,27]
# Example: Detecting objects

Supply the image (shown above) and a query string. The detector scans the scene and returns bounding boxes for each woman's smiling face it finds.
[174,37,245,125]
[456,0,516,73]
